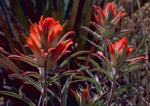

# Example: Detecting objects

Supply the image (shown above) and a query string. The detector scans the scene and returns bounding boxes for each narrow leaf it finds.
[60,51,90,67]
[0,91,35,106]
[112,29,134,37]
[117,65,146,78]
[20,71,41,79]
[62,74,75,106]
[90,68,113,81]
[8,55,38,67]
[93,53,113,71]
[81,36,103,51]
[77,57,100,68]
[81,26,102,39]
[91,91,108,106]
[89,21,104,34]
[74,76,104,94]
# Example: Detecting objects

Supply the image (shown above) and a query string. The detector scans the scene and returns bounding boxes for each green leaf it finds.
[9,74,42,92]
[70,89,80,104]
[117,65,146,78]
[89,21,104,34]
[57,0,64,24]
[47,89,61,103]
[93,53,113,71]
[74,76,104,94]
[91,91,108,106]
[9,74,61,102]
[81,36,103,51]
[115,93,141,103]
[0,91,35,106]
[8,49,39,68]
[20,71,41,79]
[81,26,102,39]
[49,70,83,84]
[77,57,100,68]
[78,0,94,51]
[0,54,22,73]
[112,29,134,37]
[60,51,90,67]
[90,68,113,81]
[68,0,80,30]
[62,74,75,106]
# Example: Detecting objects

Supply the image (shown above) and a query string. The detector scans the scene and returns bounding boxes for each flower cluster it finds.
[97,37,146,68]
[9,16,73,70]
[0,2,147,106]
[106,37,132,66]
[93,3,126,27]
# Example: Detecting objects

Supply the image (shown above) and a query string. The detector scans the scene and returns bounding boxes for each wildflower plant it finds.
[75,2,147,106]
[0,1,148,106]
[0,16,77,106]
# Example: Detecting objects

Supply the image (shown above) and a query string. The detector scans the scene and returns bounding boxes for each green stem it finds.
[104,40,108,59]
[42,67,47,106]
[107,70,116,106]
[39,66,47,106]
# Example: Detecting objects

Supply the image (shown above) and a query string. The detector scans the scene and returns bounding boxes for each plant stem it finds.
[107,71,116,106]
[39,66,47,106]
[104,40,108,59]
[42,68,47,106]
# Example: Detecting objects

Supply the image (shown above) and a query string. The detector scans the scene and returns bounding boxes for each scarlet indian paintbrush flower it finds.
[9,16,73,70]
[106,37,132,66]
[71,86,90,105]
[96,37,147,67]
[93,3,126,27]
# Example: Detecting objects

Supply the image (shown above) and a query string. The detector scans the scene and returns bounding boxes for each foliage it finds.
[0,0,149,106]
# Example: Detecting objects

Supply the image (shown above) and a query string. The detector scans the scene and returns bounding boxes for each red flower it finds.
[10,16,73,69]
[81,86,89,100]
[106,37,132,66]
[25,16,73,68]
[93,3,126,26]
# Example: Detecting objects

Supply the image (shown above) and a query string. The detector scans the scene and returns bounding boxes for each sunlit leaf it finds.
[89,21,104,34]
